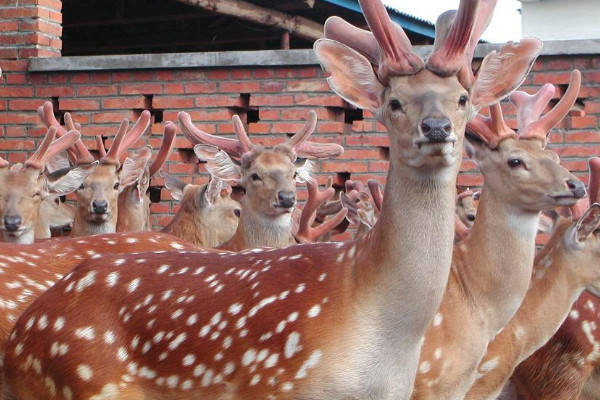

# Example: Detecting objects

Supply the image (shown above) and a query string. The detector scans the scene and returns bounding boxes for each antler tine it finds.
[295,178,348,244]
[466,103,516,148]
[118,110,151,155]
[589,157,600,205]
[510,83,556,133]
[95,136,107,158]
[427,0,482,80]
[457,188,475,201]
[231,115,254,155]
[324,16,379,65]
[520,69,581,147]
[24,127,81,171]
[285,110,344,159]
[284,110,318,154]
[148,121,177,178]
[367,179,383,212]
[357,0,424,81]
[102,119,129,165]
[64,112,95,164]
[178,112,247,158]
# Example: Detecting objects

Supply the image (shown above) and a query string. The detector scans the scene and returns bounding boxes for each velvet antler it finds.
[148,121,177,178]
[466,103,516,148]
[23,127,81,171]
[511,69,581,147]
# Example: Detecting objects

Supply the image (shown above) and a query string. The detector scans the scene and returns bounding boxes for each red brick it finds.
[0,48,19,59]
[532,72,572,86]
[91,73,111,83]
[103,97,150,110]
[8,99,44,111]
[320,161,368,173]
[249,95,294,107]
[0,139,35,150]
[295,94,347,108]
[457,173,483,187]
[120,83,162,95]
[183,82,216,94]
[569,117,597,130]
[219,81,260,93]
[299,67,321,78]
[60,99,100,110]
[152,96,194,109]
[206,70,228,80]
[345,135,389,147]
[253,69,275,79]
[553,145,600,157]
[561,160,589,171]
[5,73,26,84]
[231,69,252,79]
[339,149,381,160]
[163,83,185,95]
[368,161,389,172]
[545,59,571,71]
[275,68,298,78]
[0,60,28,72]
[287,80,331,92]
[566,130,600,143]
[78,86,118,96]
[187,109,233,121]
[92,111,136,124]
[260,81,284,93]
[0,21,19,32]
[156,70,176,81]
[0,86,34,97]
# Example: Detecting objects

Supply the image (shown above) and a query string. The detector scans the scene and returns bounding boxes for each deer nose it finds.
[421,117,452,142]
[566,179,586,199]
[278,191,296,208]
[3,215,21,232]
[92,199,109,214]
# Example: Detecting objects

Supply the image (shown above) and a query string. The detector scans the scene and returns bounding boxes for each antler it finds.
[94,136,107,158]
[281,110,344,159]
[38,102,95,164]
[295,178,348,244]
[102,111,151,166]
[466,103,516,148]
[511,69,581,147]
[179,112,253,159]
[367,179,383,212]
[148,121,177,178]
[24,127,81,171]
[589,157,600,205]
[323,16,379,65]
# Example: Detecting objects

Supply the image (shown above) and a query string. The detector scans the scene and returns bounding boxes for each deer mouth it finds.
[0,227,26,236]
[415,137,457,157]
[88,212,110,222]
[273,204,295,214]
[547,193,580,205]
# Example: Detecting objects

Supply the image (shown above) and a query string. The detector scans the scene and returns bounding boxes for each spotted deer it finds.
[0,127,96,244]
[3,0,541,398]
[37,101,151,237]
[412,70,586,400]
[161,173,242,248]
[465,157,600,400]
[503,159,600,400]
[116,122,177,232]
[179,109,344,251]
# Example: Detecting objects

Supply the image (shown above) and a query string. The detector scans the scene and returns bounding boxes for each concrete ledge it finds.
[29,39,600,72]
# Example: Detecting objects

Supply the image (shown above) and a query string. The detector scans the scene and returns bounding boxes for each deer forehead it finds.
[387,70,466,106]
[86,164,119,184]
[248,152,295,175]
[3,172,41,195]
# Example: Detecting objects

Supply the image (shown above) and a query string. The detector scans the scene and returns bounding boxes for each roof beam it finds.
[175,0,324,41]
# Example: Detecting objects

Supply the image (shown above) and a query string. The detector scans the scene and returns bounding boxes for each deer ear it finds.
[43,161,98,197]
[314,39,385,113]
[162,171,187,201]
[119,147,152,189]
[463,132,488,162]
[202,177,224,207]
[294,159,315,183]
[194,144,242,184]
[571,204,600,244]
[471,38,543,112]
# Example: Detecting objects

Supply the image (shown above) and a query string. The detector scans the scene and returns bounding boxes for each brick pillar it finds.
[0,0,62,60]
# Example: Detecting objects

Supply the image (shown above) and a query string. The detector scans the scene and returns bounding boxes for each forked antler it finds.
[466,103,516,148]
[295,178,348,244]
[23,127,81,171]
[510,69,582,147]
[101,112,152,166]
[179,110,343,160]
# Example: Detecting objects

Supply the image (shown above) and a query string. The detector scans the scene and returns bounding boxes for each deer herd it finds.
[0,0,598,399]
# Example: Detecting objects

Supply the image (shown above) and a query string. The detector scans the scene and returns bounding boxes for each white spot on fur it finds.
[76,364,93,381]
[284,332,302,358]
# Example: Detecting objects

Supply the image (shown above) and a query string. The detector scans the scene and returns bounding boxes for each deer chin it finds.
[86,212,111,222]
[0,227,28,237]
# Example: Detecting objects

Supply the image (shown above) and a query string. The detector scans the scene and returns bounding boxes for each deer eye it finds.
[251,173,261,182]
[234,209,241,218]
[507,158,524,169]
[293,172,298,180]
[459,95,469,107]
[32,191,41,197]
[78,184,85,190]
[113,182,120,190]
[389,99,403,112]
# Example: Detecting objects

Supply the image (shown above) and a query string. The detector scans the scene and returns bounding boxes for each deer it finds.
[456,189,480,229]
[2,0,542,398]
[412,69,586,400]
[116,122,177,232]
[179,109,344,251]
[161,173,242,248]
[37,101,152,237]
[464,157,600,400]
[0,127,97,244]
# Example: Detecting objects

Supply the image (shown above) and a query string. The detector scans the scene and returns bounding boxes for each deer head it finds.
[465,70,586,212]
[0,127,96,243]
[456,189,480,229]
[116,122,177,232]
[315,0,541,173]
[38,101,151,237]
[162,172,241,247]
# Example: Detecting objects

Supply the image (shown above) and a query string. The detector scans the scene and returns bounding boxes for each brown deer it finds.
[412,70,586,400]
[161,173,242,248]
[3,0,541,398]
[116,122,177,232]
[0,127,96,244]
[465,157,600,400]
[38,101,151,237]
[179,109,344,251]
[456,189,480,229]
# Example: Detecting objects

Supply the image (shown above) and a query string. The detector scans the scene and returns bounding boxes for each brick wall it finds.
[1,1,599,230]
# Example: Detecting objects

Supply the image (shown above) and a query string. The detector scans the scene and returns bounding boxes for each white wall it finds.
[521,0,600,40]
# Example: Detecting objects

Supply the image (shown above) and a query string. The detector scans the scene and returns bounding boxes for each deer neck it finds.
[458,187,539,336]
[162,210,215,248]
[357,162,458,340]
[71,212,116,238]
[33,215,51,240]
[238,201,295,249]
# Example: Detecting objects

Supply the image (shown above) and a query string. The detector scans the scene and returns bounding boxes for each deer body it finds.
[116,185,151,232]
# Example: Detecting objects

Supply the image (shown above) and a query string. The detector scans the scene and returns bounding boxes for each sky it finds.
[383,0,522,43]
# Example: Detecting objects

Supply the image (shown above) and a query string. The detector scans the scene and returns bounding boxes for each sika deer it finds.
[412,70,585,400]
[0,128,96,244]
[161,173,241,248]
[116,122,177,232]
[3,0,541,398]
[456,189,479,229]
[465,157,600,400]
[38,101,151,237]
[180,109,343,250]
